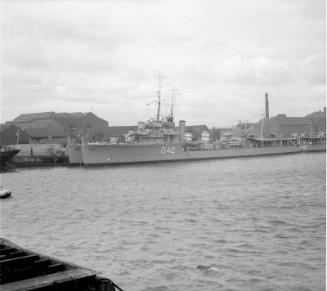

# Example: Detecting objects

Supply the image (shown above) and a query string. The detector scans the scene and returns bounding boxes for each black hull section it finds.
[0,149,20,171]
[0,238,122,290]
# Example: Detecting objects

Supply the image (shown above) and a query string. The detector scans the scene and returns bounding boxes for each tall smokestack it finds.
[265,92,269,119]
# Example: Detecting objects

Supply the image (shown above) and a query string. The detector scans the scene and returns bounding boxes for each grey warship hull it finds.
[75,143,301,166]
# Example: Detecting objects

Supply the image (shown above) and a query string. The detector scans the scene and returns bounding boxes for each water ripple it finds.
[1,153,325,291]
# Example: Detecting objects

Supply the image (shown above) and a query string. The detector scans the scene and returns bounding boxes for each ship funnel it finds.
[265,92,269,119]
[179,120,185,143]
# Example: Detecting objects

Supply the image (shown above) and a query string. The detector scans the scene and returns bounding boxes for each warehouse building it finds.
[247,109,326,138]
[12,112,109,144]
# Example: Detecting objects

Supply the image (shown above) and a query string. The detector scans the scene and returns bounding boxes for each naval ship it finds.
[67,116,303,167]
[82,132,302,166]
[66,78,311,166]
[64,118,326,166]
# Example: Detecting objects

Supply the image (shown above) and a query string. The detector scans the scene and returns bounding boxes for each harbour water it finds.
[0,153,325,291]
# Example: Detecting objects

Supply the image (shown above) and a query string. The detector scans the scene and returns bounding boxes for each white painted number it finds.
[161,146,175,154]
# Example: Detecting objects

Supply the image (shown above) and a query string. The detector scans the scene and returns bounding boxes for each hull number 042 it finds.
[161,146,175,154]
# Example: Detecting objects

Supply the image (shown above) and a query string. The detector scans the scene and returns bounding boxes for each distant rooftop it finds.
[305,109,326,119]
[14,112,56,122]
[13,112,98,122]
[15,119,66,137]
[272,116,310,126]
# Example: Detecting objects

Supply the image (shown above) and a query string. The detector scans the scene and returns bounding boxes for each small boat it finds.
[0,186,11,199]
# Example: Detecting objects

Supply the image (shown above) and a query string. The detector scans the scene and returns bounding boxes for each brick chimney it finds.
[265,92,269,119]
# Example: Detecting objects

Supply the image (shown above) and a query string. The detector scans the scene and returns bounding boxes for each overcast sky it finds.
[1,0,325,127]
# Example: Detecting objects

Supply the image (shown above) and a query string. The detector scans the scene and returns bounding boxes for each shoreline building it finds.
[247,109,326,138]
[11,112,108,144]
[246,93,326,138]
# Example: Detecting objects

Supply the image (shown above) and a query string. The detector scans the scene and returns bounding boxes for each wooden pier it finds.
[0,238,123,291]
[12,144,69,168]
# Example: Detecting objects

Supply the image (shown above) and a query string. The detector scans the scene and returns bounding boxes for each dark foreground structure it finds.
[0,238,123,291]
[0,148,20,171]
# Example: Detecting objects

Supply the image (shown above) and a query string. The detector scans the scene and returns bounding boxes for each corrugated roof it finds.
[13,112,109,129]
[306,111,326,119]
[68,112,84,118]
[54,118,81,131]
[14,112,85,122]
[53,112,77,119]
[15,119,66,137]
[14,112,56,122]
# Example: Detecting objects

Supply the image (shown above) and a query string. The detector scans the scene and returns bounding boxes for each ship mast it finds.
[156,71,162,121]
[170,87,175,121]
[170,87,178,122]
